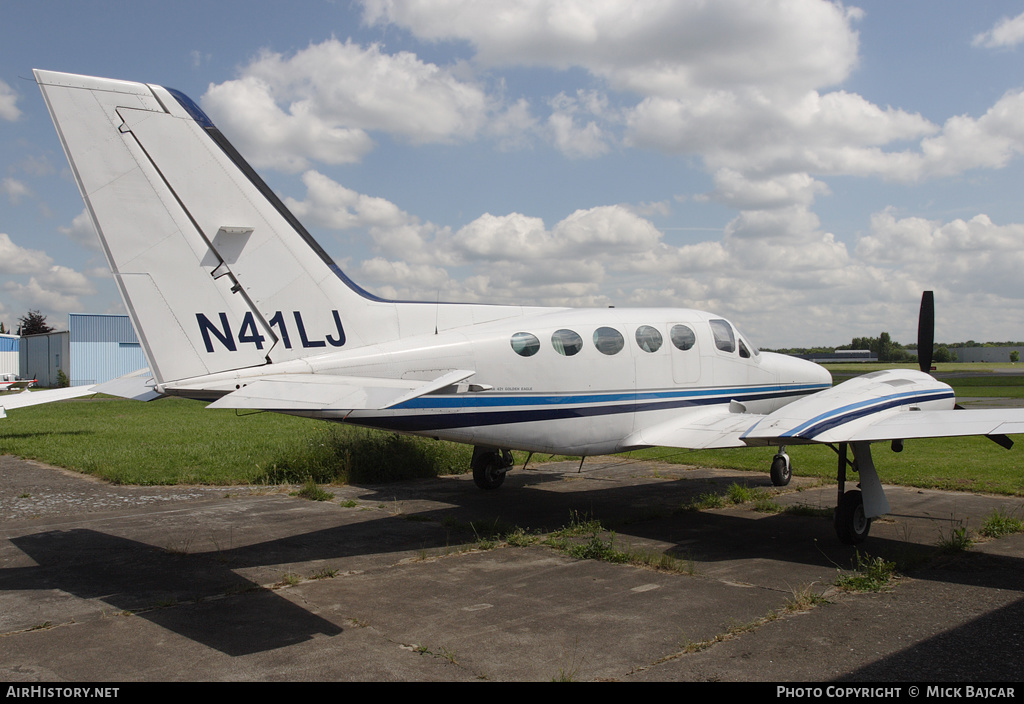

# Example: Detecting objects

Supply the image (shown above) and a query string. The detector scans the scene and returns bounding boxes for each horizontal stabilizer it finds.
[207,370,475,412]
[93,369,162,402]
[0,385,97,417]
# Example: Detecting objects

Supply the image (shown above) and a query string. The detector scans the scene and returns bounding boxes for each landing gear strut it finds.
[471,447,514,490]
[833,442,871,544]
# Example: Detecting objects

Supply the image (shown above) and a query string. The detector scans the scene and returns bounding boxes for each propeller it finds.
[915,290,1012,449]
[917,290,934,373]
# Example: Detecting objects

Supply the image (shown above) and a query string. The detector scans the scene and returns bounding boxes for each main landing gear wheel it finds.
[834,489,870,545]
[471,448,514,490]
[770,452,791,486]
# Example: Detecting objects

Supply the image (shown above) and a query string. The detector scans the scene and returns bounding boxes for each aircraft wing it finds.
[741,368,1024,446]
[813,409,1024,444]
[206,370,476,412]
[631,368,1024,451]
[0,385,97,418]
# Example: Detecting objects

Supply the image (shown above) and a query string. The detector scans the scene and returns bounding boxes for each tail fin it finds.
[35,70,401,384]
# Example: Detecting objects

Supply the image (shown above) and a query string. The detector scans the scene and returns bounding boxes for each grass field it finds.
[0,396,475,486]
[1,365,1023,495]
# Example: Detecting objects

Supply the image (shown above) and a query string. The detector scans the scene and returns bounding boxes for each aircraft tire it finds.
[770,454,791,486]
[834,490,870,544]
[473,454,506,490]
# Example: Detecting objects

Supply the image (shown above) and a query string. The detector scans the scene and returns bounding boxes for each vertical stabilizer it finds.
[35,69,400,384]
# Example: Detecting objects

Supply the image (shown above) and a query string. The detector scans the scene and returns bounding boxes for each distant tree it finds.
[0,322,6,334]
[1012,350,1020,364]
[933,346,953,363]
[17,310,54,336]
[877,332,895,362]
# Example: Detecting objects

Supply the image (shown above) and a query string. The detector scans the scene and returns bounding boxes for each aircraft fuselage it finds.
[166,306,831,455]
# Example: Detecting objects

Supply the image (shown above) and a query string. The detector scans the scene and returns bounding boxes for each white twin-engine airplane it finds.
[31,69,1024,544]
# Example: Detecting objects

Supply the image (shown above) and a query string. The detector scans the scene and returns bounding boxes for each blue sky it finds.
[3,0,1024,348]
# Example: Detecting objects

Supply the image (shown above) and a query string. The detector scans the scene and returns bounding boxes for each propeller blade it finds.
[918,290,934,373]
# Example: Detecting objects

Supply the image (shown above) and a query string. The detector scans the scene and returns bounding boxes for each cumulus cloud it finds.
[58,210,100,251]
[0,233,52,274]
[0,79,20,121]
[202,38,495,171]
[361,0,861,98]
[708,170,830,210]
[3,277,89,315]
[546,91,612,158]
[2,178,31,205]
[916,90,1024,176]
[973,11,1024,49]
[624,89,938,179]
[285,170,413,231]
[0,231,98,318]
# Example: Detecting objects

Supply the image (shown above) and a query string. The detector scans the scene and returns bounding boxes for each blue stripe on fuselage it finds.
[348,382,830,433]
[392,383,828,410]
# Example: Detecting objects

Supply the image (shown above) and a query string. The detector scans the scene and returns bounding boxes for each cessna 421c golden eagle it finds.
[24,69,1024,544]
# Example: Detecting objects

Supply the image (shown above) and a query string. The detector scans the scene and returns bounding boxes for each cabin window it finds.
[670,324,696,351]
[739,338,751,358]
[510,332,540,357]
[551,329,583,356]
[593,327,624,355]
[635,325,663,353]
[710,319,736,353]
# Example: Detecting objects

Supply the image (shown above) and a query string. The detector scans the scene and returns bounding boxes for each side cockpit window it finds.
[709,319,735,353]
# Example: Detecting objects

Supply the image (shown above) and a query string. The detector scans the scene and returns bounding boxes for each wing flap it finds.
[206,370,475,412]
[624,409,764,450]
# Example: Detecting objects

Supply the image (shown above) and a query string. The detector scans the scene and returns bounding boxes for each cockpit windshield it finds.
[711,319,759,358]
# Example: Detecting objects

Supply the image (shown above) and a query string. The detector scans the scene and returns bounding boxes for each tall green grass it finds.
[0,396,473,485]
[261,422,474,485]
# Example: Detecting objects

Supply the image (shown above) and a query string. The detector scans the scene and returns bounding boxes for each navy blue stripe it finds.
[393,383,828,410]
[784,390,954,440]
[347,385,822,433]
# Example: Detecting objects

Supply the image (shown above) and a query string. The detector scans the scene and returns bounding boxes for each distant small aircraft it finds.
[31,69,1024,544]
[0,375,36,392]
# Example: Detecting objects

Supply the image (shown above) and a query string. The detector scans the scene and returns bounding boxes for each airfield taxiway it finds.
[2,453,1023,682]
